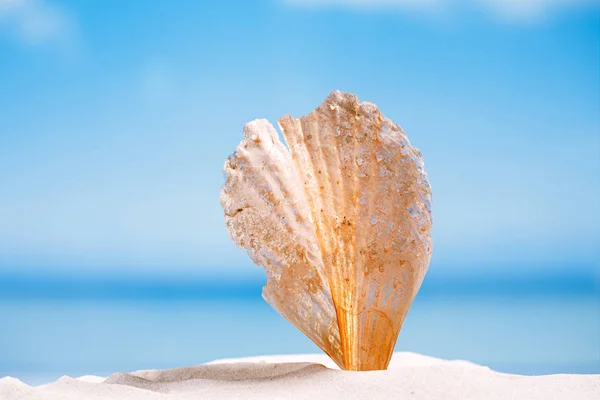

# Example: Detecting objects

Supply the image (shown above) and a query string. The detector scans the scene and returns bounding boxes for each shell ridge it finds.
[298,116,344,343]
[279,116,337,292]
[279,114,349,366]
[305,106,352,368]
[328,97,359,370]
[299,92,360,369]
[293,117,344,318]
[349,104,386,370]
[223,148,307,248]
[379,119,433,367]
[221,119,344,366]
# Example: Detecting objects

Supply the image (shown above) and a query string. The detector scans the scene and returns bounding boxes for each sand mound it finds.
[1,353,598,400]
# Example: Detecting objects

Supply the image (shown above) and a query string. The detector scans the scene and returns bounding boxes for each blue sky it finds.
[0,0,598,277]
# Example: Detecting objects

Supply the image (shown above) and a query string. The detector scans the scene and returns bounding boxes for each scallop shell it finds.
[220,91,432,371]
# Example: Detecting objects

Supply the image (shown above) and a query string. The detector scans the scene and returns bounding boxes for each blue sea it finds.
[1,269,598,385]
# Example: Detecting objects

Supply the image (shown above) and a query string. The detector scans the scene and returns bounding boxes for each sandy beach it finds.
[1,352,598,400]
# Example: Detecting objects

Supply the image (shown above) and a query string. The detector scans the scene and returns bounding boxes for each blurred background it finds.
[0,0,599,385]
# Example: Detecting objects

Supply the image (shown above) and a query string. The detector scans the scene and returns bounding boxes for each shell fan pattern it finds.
[220,91,432,371]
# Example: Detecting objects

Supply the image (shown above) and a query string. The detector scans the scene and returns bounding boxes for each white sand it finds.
[1,353,598,400]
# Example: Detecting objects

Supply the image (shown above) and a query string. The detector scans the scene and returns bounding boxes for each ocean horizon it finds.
[1,264,597,300]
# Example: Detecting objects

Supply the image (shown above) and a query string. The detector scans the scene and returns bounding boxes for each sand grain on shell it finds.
[1,353,598,400]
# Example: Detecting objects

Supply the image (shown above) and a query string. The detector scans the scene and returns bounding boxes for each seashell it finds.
[220,91,432,371]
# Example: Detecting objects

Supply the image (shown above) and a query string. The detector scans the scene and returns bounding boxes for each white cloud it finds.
[475,0,599,21]
[283,0,600,21]
[0,0,74,45]
[282,0,442,12]
[283,0,441,7]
